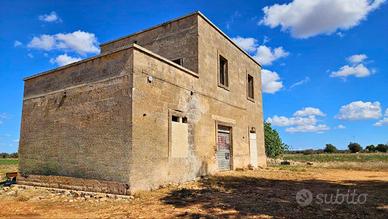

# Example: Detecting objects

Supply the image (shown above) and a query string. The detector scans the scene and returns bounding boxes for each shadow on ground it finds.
[161,174,388,218]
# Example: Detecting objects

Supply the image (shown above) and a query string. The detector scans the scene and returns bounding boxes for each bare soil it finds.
[1,167,387,218]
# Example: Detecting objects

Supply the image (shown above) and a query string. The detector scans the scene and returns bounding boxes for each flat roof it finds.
[24,44,198,81]
[25,11,261,81]
[100,11,262,68]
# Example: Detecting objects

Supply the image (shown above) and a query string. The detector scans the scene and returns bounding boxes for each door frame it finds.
[248,126,257,167]
[215,121,234,170]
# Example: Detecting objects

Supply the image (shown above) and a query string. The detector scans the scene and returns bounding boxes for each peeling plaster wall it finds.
[19,49,134,184]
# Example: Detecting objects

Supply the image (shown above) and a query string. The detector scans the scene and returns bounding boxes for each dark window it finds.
[172,115,180,122]
[219,55,229,87]
[247,74,254,100]
[172,58,183,66]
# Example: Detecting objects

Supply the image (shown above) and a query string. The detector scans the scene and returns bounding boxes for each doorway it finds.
[217,125,232,171]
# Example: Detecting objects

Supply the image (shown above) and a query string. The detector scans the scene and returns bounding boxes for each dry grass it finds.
[0,167,387,218]
[0,159,18,181]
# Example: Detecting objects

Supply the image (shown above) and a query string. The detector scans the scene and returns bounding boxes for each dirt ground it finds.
[1,167,387,218]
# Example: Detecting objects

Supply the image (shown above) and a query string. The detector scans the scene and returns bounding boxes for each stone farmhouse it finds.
[18,12,266,194]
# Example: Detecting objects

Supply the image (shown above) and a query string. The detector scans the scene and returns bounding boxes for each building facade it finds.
[18,12,266,194]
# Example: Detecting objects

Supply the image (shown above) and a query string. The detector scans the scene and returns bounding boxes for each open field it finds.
[282,153,388,163]
[280,153,388,171]
[0,159,18,181]
[0,158,388,218]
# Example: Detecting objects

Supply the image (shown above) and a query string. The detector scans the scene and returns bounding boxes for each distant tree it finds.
[376,144,388,153]
[0,152,18,158]
[365,145,376,152]
[9,152,18,158]
[264,122,288,157]
[303,149,315,155]
[324,144,337,153]
[348,142,362,153]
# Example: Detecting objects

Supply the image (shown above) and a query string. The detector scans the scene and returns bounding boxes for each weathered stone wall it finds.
[130,48,202,192]
[100,14,198,72]
[197,15,266,168]
[19,49,134,184]
[19,12,266,194]
[128,14,266,190]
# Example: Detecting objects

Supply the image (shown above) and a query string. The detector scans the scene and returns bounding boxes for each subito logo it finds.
[296,189,313,207]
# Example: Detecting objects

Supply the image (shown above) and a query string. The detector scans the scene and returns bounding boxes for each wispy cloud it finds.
[39,11,62,23]
[290,77,310,89]
[14,40,22,47]
[0,113,8,125]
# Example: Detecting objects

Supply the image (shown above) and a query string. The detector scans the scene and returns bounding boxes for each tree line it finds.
[0,152,18,158]
[264,122,388,157]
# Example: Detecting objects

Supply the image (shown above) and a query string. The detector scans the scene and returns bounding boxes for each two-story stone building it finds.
[18,11,266,194]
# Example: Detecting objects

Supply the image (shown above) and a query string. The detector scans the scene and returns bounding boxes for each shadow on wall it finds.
[161,175,388,218]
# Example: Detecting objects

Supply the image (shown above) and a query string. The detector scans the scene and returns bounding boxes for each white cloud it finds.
[267,107,329,133]
[375,109,388,126]
[261,69,284,94]
[27,31,100,55]
[347,54,368,64]
[330,54,373,78]
[336,124,346,129]
[253,45,289,65]
[39,11,61,23]
[294,107,326,117]
[260,0,386,38]
[286,124,329,133]
[330,64,371,78]
[232,36,289,66]
[14,40,22,47]
[267,115,317,127]
[27,53,34,58]
[290,77,310,89]
[336,101,382,120]
[375,118,388,126]
[231,36,258,53]
[28,35,56,51]
[50,54,81,66]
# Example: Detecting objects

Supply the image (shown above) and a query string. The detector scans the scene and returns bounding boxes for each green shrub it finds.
[348,142,362,153]
[365,145,376,152]
[376,144,388,153]
[264,122,288,157]
[323,144,337,153]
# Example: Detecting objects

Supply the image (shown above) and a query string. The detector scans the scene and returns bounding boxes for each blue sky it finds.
[1,0,387,152]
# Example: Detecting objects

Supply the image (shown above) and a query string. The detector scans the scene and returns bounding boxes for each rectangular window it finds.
[247,74,254,100]
[218,55,229,88]
[172,58,183,66]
